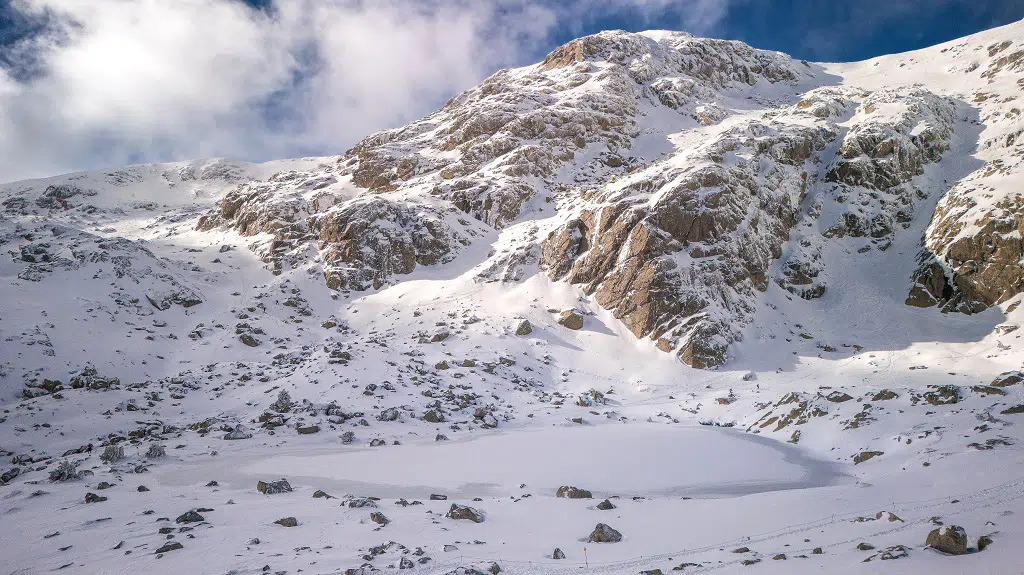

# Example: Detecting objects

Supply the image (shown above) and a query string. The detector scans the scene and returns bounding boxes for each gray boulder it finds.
[588,523,622,543]
[515,320,533,335]
[556,485,592,499]
[446,504,485,523]
[256,479,292,494]
[926,525,968,555]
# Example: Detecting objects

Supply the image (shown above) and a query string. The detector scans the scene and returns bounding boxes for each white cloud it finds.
[0,0,729,183]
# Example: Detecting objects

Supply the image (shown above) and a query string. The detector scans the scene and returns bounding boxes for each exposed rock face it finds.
[4,25,1013,374]
[926,526,969,555]
[189,30,815,363]
[904,45,1024,314]
[314,199,457,291]
[542,119,829,367]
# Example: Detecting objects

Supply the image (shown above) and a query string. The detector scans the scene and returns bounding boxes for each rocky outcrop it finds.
[542,120,829,367]
[313,199,457,290]
[909,191,1024,312]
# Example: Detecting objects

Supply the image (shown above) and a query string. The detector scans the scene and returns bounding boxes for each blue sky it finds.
[0,0,1020,183]
[533,0,1024,62]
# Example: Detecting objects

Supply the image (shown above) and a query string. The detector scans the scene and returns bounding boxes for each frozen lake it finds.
[199,424,851,498]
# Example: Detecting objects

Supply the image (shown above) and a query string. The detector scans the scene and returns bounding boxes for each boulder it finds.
[369,511,389,526]
[347,497,378,508]
[926,525,968,555]
[515,320,533,335]
[256,479,293,494]
[556,485,592,499]
[377,407,401,421]
[853,450,883,464]
[175,510,204,524]
[446,504,485,523]
[588,523,622,543]
[557,309,585,330]
[84,492,107,503]
[275,517,298,527]
[596,499,616,510]
[552,548,565,559]
[223,425,253,440]
[155,542,183,554]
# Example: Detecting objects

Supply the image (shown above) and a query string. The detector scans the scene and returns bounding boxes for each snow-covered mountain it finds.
[1,19,1023,575]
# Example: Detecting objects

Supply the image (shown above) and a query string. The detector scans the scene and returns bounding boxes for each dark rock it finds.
[871,390,898,401]
[274,517,298,527]
[515,320,533,335]
[256,479,292,494]
[853,450,883,464]
[176,511,204,524]
[556,486,592,499]
[587,523,622,543]
[552,548,565,559]
[826,391,853,403]
[978,535,993,551]
[923,385,960,405]
[880,545,909,560]
[84,492,106,503]
[369,512,389,526]
[155,542,183,554]
[926,526,968,555]
[596,499,616,510]
[557,309,585,330]
[446,504,484,523]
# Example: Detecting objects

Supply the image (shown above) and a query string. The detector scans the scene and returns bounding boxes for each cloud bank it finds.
[0,0,730,182]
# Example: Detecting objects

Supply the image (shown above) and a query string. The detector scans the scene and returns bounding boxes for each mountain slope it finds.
[0,20,1023,575]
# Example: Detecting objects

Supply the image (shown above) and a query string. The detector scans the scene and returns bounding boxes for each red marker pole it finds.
[584,546,588,568]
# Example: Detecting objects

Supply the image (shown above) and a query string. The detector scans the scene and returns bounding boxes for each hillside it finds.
[0,19,1023,575]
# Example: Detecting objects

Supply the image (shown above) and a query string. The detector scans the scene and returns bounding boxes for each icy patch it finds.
[232,424,847,498]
